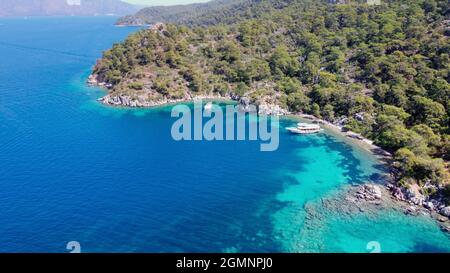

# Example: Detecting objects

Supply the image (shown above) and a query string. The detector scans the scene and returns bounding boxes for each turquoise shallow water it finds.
[0,17,449,253]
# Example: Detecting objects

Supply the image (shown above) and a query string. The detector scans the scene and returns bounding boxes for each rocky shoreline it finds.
[88,74,288,115]
[97,93,233,108]
[350,184,450,233]
[283,113,450,229]
[87,74,450,230]
[290,183,449,252]
[388,183,450,230]
[88,74,234,108]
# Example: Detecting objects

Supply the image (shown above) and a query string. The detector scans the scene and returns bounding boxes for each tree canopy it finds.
[94,0,450,199]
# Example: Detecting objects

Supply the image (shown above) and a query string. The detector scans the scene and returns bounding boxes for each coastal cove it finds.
[93,93,450,235]
[0,17,450,253]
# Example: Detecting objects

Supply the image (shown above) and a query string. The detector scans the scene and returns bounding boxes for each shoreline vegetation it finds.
[88,77,450,233]
[88,0,450,231]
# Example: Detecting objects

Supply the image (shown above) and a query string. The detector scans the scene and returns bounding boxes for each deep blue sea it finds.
[0,17,449,253]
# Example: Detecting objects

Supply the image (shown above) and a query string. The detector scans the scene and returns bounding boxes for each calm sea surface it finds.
[0,17,449,253]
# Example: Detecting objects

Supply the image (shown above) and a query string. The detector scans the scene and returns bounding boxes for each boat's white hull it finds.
[286,127,322,134]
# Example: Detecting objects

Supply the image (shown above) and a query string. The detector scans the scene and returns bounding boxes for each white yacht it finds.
[287,123,322,134]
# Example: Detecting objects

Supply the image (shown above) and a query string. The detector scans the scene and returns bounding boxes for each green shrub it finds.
[128,82,144,90]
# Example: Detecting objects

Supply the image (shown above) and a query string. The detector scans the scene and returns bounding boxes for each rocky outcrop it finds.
[237,95,289,116]
[98,93,231,108]
[355,184,382,201]
[391,185,405,201]
[441,207,450,218]
[100,94,176,107]
[87,75,99,86]
[388,183,450,219]
[257,101,289,116]
[88,72,237,108]
[424,201,435,211]
[87,75,112,89]
[237,97,256,113]
[346,183,450,233]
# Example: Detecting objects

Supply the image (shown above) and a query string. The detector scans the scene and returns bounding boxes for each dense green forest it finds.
[116,0,297,26]
[93,0,450,201]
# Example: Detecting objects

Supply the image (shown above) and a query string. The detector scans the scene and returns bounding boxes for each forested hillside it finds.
[116,0,299,26]
[92,0,450,201]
